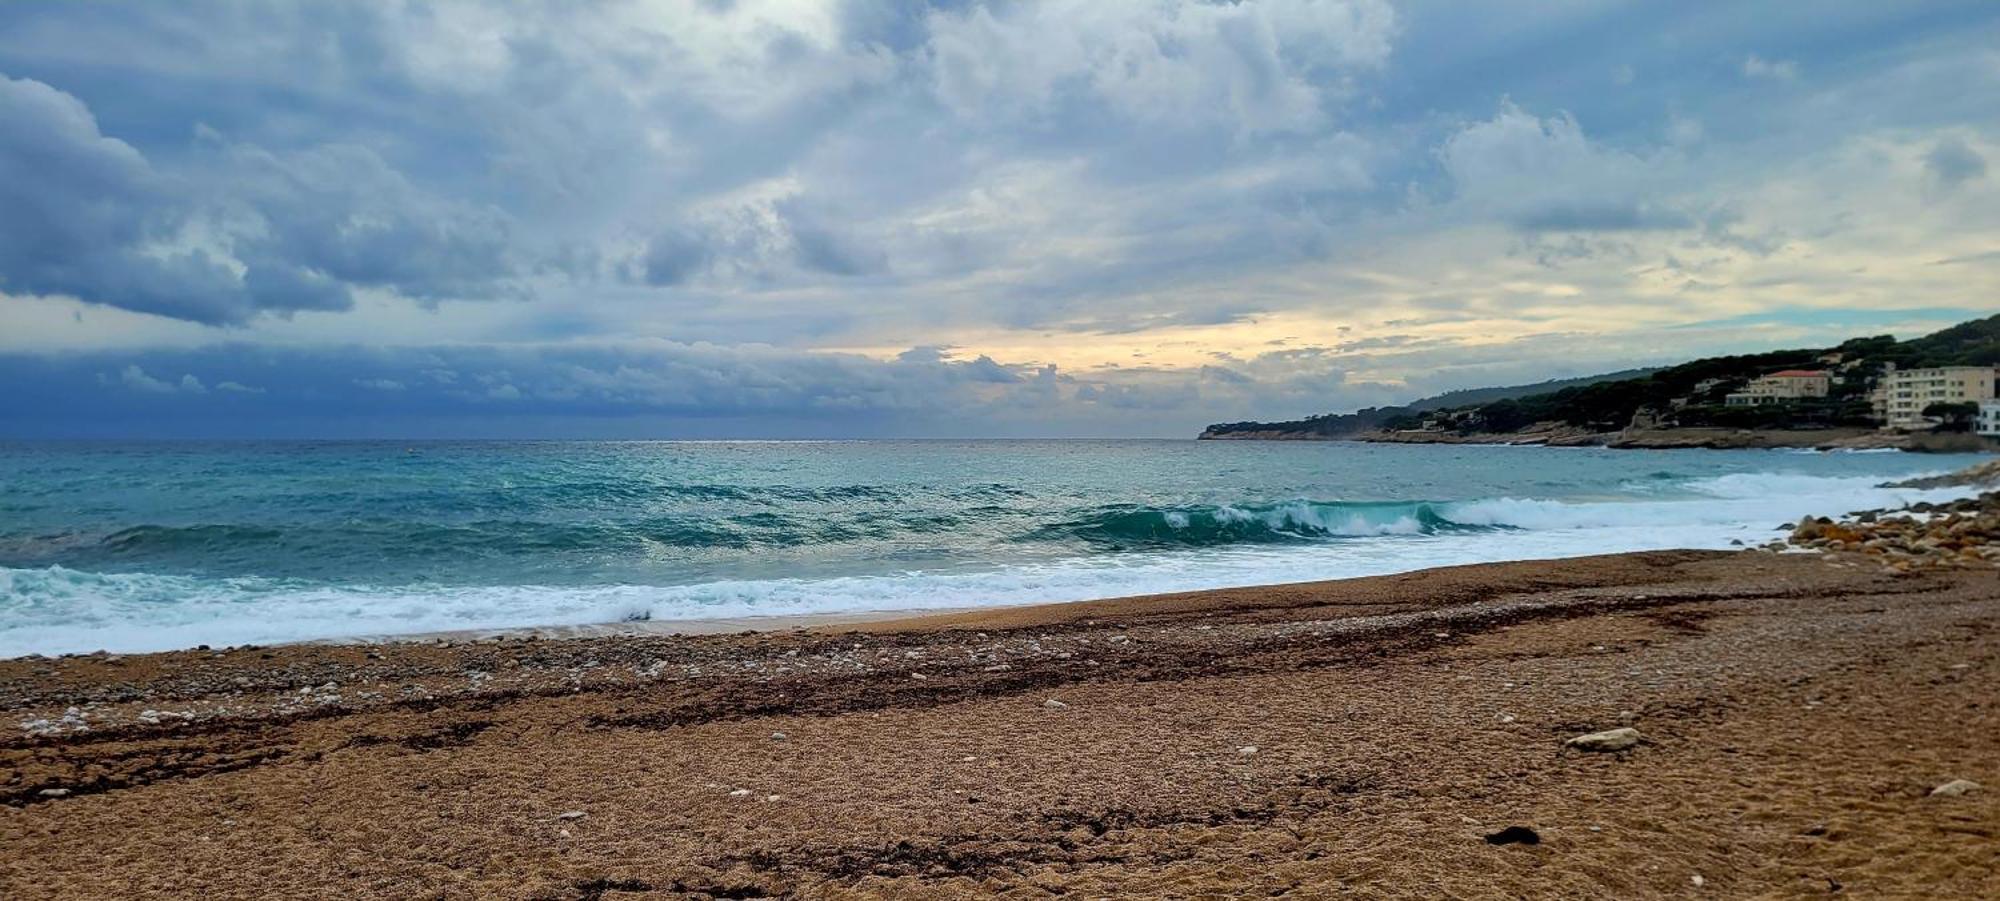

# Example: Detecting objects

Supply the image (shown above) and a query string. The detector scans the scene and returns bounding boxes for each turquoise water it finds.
[0,440,1982,655]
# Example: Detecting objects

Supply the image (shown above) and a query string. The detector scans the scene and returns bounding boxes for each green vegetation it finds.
[1923,401,1981,433]
[1199,368,1658,438]
[1203,313,2000,439]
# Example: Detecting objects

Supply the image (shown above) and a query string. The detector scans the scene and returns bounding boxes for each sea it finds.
[0,439,1986,657]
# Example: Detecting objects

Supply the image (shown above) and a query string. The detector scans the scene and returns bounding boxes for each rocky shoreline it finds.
[1201,424,1997,452]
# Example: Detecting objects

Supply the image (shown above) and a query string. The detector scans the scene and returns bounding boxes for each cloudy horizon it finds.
[3,1,1997,438]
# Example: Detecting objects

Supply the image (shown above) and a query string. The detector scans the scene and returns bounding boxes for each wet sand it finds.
[3,550,1996,898]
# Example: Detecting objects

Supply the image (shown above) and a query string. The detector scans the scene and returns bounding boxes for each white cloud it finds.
[99,364,206,394]
[925,0,1397,135]
[1742,54,1799,81]
[1436,101,1689,232]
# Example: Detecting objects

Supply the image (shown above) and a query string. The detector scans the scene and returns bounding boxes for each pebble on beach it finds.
[1929,779,1981,797]
[1565,727,1643,752]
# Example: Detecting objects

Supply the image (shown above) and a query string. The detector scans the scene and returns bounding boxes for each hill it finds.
[1199,368,1659,439]
[1200,313,2000,441]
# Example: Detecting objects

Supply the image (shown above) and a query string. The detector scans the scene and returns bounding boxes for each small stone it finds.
[1692,874,1705,888]
[764,794,781,802]
[1930,779,1981,797]
[556,811,586,821]
[38,788,70,798]
[729,788,752,797]
[1237,746,1259,756]
[770,731,787,741]
[1043,698,1068,709]
[1484,825,1540,845]
[1565,727,1643,752]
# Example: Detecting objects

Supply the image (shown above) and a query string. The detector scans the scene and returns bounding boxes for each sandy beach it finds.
[3,547,1996,899]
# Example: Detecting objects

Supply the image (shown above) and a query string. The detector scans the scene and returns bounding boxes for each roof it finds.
[1765,370,1829,378]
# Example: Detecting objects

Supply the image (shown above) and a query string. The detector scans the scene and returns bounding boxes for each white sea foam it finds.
[0,469,1978,657]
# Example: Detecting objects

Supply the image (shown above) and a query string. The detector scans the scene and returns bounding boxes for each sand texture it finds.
[3,550,1997,898]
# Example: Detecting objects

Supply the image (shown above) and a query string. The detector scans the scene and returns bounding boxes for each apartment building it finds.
[1872,364,2000,429]
[1724,370,1831,406]
[1980,400,2000,437]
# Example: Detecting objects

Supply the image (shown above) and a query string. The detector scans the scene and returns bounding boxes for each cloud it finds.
[0,73,515,324]
[1,3,1998,436]
[1742,55,1799,81]
[925,0,1397,136]
[1437,101,1691,232]
[1924,136,1987,193]
[99,364,205,394]
[0,75,247,323]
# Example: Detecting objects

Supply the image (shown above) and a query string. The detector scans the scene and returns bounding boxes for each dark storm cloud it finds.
[0,72,516,323]
[0,75,247,323]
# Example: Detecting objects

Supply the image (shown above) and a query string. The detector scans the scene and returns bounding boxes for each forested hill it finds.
[1200,313,2000,439]
[1198,368,1659,439]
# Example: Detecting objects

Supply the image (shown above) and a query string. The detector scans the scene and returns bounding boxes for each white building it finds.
[1874,365,2000,429]
[1980,399,2000,437]
[1725,370,1832,406]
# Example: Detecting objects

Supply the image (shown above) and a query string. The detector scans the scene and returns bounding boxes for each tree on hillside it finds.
[1922,401,1980,432]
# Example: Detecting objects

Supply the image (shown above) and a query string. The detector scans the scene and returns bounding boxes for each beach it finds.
[5,547,1996,898]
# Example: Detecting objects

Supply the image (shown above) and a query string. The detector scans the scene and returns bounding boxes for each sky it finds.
[1,0,1997,438]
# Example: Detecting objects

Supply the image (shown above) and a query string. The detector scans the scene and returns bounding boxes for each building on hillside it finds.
[1872,364,2000,429]
[1724,370,1832,407]
[1980,400,2000,437]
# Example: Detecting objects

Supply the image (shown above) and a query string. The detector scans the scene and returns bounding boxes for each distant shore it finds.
[1200,425,1998,452]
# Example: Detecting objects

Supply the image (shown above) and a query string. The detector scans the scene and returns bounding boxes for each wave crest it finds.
[1045,500,1479,547]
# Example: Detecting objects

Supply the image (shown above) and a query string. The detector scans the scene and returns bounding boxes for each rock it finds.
[38,788,70,798]
[1565,727,1643,752]
[1237,746,1259,756]
[1484,825,1540,845]
[1930,779,1981,797]
[770,731,787,741]
[1042,698,1069,709]
[556,811,586,821]
[728,788,752,797]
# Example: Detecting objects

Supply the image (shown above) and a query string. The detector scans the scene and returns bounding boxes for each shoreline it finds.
[5,545,1997,897]
[1200,426,1999,452]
